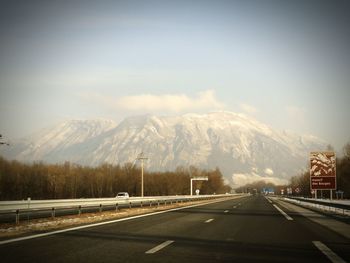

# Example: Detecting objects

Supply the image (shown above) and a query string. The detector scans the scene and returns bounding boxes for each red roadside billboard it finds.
[310,152,336,190]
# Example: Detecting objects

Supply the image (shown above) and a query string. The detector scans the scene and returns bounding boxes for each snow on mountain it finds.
[0,112,326,187]
[1,119,117,163]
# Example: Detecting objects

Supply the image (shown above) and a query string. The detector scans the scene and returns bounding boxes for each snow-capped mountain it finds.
[0,112,326,186]
[2,119,117,164]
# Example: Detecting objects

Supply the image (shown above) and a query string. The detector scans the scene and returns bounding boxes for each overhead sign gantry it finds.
[190,176,208,196]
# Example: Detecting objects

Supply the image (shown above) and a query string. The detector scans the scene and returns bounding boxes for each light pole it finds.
[136,152,148,197]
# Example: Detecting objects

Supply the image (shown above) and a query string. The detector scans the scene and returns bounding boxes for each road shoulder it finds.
[273,197,350,240]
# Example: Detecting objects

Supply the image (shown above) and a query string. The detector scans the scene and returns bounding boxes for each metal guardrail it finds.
[280,197,350,217]
[0,194,242,224]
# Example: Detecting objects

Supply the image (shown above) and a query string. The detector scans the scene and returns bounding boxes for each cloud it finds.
[239,103,257,115]
[231,173,288,188]
[81,90,225,113]
[117,90,224,112]
[264,168,274,176]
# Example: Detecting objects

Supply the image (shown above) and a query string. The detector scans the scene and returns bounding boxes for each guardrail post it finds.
[129,202,132,209]
[115,203,119,211]
[164,200,167,206]
[78,205,81,216]
[157,200,160,207]
[51,207,55,219]
[16,209,19,224]
[141,201,143,208]
[99,204,102,213]
[150,201,152,207]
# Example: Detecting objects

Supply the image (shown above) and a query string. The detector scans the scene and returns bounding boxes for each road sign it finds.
[310,152,336,190]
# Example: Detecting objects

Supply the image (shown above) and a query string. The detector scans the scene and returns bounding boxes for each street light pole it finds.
[136,152,148,197]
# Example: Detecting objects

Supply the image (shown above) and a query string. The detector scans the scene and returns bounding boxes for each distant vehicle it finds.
[116,192,129,198]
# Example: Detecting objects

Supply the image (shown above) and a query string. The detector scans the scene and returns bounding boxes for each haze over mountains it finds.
[1,112,326,187]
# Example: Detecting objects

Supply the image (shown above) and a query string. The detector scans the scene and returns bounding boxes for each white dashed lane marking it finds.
[273,204,293,221]
[313,241,346,263]
[145,240,174,254]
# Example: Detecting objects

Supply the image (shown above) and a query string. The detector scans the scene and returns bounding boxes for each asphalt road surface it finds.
[1,195,349,262]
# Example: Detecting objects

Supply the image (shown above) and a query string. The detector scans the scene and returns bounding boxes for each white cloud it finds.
[231,173,288,188]
[239,103,257,115]
[264,168,274,176]
[81,90,225,113]
[117,90,224,112]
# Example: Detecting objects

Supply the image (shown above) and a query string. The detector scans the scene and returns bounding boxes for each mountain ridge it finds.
[0,112,326,187]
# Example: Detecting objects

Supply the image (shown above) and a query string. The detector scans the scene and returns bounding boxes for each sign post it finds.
[310,152,336,199]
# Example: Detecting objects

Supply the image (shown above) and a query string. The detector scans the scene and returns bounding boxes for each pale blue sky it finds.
[1,0,349,151]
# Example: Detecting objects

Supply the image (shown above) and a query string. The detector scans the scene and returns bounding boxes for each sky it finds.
[0,0,350,152]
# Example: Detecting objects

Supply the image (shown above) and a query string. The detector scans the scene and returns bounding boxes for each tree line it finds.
[0,157,231,200]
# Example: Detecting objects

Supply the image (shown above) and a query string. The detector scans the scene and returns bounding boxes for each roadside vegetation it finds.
[0,158,231,200]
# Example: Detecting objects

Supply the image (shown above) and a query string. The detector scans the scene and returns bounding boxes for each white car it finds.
[116,192,129,198]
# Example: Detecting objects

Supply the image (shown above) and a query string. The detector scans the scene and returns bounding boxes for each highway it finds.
[0,195,232,224]
[0,195,349,262]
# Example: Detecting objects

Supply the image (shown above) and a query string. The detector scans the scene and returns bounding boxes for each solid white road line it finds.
[0,197,235,245]
[224,210,229,213]
[267,199,272,204]
[145,240,174,254]
[273,204,293,220]
[313,241,346,263]
[205,219,214,223]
